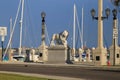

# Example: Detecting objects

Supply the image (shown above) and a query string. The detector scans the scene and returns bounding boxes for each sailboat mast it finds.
[19,0,24,55]
[71,4,76,61]
[73,4,76,49]
[10,17,12,49]
[3,0,22,59]
[81,7,84,49]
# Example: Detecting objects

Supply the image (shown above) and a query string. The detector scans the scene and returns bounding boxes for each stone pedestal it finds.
[47,45,67,63]
[78,48,83,62]
[71,48,75,61]
[38,45,48,62]
[8,49,14,61]
[93,47,107,66]
[86,49,91,62]
[29,49,36,62]
[109,45,120,65]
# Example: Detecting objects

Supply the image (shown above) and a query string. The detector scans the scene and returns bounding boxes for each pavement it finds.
[0,62,120,80]
[1,61,120,71]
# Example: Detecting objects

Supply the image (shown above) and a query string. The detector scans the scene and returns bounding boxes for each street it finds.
[0,63,120,80]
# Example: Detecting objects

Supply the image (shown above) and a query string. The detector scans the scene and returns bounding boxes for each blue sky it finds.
[0,0,119,48]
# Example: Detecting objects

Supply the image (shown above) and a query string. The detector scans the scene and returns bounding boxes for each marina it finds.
[0,0,120,66]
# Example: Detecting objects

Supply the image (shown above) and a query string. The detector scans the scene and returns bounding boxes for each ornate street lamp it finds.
[105,8,111,18]
[111,0,120,7]
[112,9,118,66]
[90,9,96,19]
[90,8,110,20]
[41,12,46,23]
[41,12,46,18]
[112,9,117,19]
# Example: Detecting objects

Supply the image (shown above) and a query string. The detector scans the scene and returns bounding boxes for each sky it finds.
[0,0,119,48]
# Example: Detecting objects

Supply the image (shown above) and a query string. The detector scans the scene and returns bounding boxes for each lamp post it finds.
[39,12,48,62]
[41,12,46,46]
[90,7,110,49]
[112,9,118,66]
[90,0,110,65]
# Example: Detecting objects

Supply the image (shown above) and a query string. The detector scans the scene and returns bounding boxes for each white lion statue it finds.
[50,30,69,47]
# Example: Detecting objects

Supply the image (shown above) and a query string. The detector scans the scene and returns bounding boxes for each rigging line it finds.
[25,0,33,47]
[45,24,50,45]
[9,17,12,49]
[3,0,22,59]
[23,18,26,46]
[67,9,73,48]
[24,12,34,48]
[23,18,33,47]
[23,0,35,47]
[23,17,30,47]
[26,0,37,47]
[75,29,80,48]
[103,33,109,48]
[76,7,83,48]
[23,1,33,47]
[76,14,82,48]
[81,7,84,48]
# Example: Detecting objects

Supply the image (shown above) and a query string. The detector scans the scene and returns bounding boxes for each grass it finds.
[0,73,56,80]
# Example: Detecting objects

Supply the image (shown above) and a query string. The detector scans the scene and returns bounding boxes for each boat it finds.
[3,0,26,61]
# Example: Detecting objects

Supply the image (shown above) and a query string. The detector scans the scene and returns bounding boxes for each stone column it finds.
[98,0,103,48]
